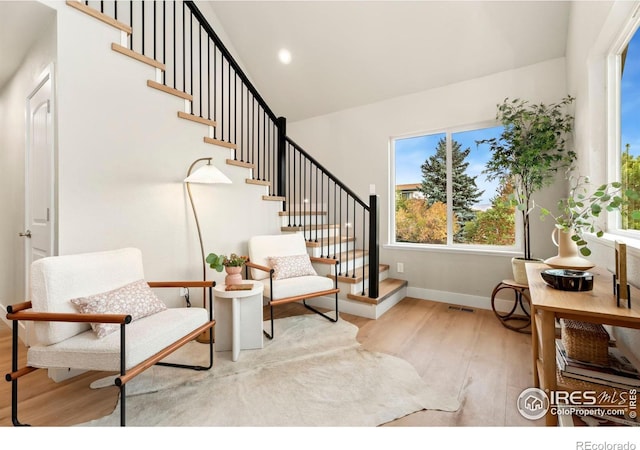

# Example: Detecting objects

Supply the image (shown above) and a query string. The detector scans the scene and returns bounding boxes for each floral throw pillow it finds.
[268,254,317,280]
[70,279,167,338]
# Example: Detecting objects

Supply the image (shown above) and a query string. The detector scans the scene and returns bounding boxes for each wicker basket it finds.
[561,319,610,365]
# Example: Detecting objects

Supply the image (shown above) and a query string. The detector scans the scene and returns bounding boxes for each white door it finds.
[23,67,55,293]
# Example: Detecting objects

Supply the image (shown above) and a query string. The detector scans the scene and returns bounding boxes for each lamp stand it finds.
[185,157,214,344]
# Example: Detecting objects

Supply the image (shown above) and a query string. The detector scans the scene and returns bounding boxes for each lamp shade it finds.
[184,163,232,184]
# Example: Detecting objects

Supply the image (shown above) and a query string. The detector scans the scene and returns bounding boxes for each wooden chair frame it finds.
[245,257,340,339]
[4,281,216,427]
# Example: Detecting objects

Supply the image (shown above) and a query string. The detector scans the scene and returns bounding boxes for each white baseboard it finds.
[407,286,527,315]
[279,285,525,320]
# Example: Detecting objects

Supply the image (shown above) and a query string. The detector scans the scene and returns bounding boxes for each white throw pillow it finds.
[70,279,167,338]
[268,254,317,280]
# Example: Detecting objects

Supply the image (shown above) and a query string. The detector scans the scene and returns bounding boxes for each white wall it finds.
[289,58,568,307]
[55,3,282,306]
[7,0,637,317]
[566,0,640,286]
[0,1,281,316]
[0,11,56,316]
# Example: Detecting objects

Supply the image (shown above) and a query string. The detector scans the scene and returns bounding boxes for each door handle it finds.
[19,230,32,238]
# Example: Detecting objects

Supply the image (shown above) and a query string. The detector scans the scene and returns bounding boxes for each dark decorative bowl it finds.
[541,269,594,291]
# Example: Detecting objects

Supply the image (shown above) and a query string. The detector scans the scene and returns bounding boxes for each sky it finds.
[621,28,640,157]
[394,126,503,207]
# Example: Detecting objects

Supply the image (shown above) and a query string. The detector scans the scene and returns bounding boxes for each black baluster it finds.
[352,198,356,279]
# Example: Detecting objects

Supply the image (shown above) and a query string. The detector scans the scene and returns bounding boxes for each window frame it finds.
[606,12,640,240]
[388,120,522,256]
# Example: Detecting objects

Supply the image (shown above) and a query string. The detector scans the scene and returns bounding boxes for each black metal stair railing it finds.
[284,137,379,296]
[77,0,379,298]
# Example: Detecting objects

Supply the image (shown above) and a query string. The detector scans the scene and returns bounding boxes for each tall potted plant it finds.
[478,96,576,284]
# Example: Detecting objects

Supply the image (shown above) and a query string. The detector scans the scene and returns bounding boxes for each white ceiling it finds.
[0,1,55,90]
[203,1,571,122]
[0,1,571,122]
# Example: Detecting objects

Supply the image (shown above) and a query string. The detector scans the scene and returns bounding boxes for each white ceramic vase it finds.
[544,228,594,270]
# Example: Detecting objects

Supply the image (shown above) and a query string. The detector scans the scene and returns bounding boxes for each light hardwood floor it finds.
[0,297,543,427]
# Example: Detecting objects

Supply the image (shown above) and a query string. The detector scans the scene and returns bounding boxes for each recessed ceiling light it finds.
[278,48,292,65]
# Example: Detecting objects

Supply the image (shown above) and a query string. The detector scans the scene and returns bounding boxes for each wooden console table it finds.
[527,263,640,426]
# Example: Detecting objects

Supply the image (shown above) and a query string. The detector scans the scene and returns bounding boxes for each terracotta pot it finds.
[544,228,594,270]
[224,265,243,285]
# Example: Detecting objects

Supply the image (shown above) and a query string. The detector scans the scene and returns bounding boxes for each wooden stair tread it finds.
[147,80,192,101]
[263,195,285,201]
[178,111,217,128]
[281,224,340,232]
[347,278,408,305]
[226,159,254,169]
[328,264,390,284]
[305,236,354,248]
[204,136,237,150]
[66,1,132,34]
[278,211,327,216]
[111,43,165,70]
[246,179,270,186]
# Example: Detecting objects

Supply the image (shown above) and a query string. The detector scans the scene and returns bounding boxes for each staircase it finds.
[278,209,406,318]
[65,0,407,319]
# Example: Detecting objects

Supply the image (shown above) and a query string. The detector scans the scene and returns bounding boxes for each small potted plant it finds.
[477,96,576,284]
[539,173,640,266]
[206,252,248,285]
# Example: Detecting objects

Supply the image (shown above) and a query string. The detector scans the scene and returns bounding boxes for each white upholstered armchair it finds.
[4,248,215,426]
[246,234,340,338]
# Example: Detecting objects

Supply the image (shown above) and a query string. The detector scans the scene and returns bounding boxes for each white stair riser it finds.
[311,256,367,275]
[280,215,328,227]
[335,256,367,274]
[339,271,389,295]
[306,241,356,258]
[372,286,407,319]
[280,227,340,239]
[303,284,407,320]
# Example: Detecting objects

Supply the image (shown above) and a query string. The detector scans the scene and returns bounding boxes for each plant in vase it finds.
[206,252,248,285]
[477,96,576,284]
[539,173,640,267]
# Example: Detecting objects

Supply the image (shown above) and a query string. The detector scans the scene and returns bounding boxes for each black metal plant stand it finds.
[491,280,531,333]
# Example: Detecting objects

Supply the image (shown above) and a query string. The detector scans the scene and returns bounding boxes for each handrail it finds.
[184,2,278,123]
[285,137,370,210]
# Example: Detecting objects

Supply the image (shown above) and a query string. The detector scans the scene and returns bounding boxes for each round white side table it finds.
[213,281,264,362]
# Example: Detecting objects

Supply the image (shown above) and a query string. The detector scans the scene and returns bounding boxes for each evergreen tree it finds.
[419,137,484,229]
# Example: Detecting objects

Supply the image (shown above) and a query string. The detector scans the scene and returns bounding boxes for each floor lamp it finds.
[184,157,231,341]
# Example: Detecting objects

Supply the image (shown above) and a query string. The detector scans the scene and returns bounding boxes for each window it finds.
[392,124,516,250]
[620,28,640,231]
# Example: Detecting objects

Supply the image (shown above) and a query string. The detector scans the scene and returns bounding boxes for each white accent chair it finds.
[246,234,340,338]
[4,248,215,427]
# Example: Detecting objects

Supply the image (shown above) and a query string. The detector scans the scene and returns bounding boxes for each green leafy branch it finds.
[538,174,640,256]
